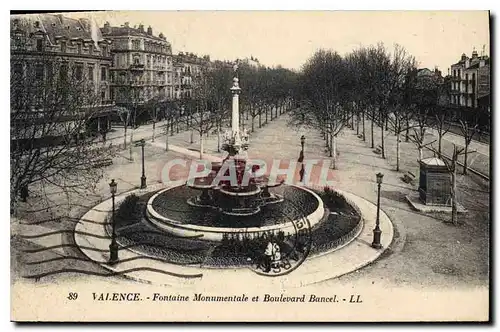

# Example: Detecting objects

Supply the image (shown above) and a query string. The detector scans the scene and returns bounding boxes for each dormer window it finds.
[36,39,43,52]
[89,43,93,55]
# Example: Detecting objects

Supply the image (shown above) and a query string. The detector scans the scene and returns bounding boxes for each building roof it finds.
[420,157,446,166]
[101,25,167,43]
[11,14,104,46]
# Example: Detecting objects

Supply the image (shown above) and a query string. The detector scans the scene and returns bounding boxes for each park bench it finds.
[373,145,383,155]
[401,171,416,185]
[92,158,113,168]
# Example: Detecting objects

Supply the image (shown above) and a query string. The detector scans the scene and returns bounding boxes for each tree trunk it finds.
[199,134,204,159]
[217,123,221,152]
[396,132,400,171]
[129,130,134,161]
[356,114,360,135]
[381,123,385,159]
[451,165,458,225]
[362,111,366,141]
[259,111,262,128]
[152,121,156,142]
[370,113,374,148]
[265,107,268,124]
[329,131,333,158]
[418,146,423,161]
[463,146,468,175]
[438,135,442,156]
[252,116,255,133]
[190,130,194,144]
[405,119,410,142]
[123,125,128,149]
[332,134,337,169]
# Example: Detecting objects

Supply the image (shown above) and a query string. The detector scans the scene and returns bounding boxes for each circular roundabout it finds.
[74,182,393,287]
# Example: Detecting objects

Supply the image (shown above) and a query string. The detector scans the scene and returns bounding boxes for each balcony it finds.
[130,63,145,71]
[157,80,167,86]
[155,66,167,72]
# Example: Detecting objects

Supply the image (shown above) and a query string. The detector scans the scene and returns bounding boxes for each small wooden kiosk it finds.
[418,157,451,206]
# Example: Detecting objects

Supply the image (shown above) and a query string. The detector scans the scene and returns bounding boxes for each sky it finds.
[63,10,489,73]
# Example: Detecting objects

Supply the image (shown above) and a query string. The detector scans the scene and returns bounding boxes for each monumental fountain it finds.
[145,66,326,241]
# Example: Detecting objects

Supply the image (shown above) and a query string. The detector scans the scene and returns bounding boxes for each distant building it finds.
[174,52,211,99]
[449,49,490,109]
[101,21,174,106]
[237,56,261,68]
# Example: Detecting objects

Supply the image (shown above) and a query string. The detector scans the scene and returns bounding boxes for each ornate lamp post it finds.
[109,179,118,265]
[372,172,384,249]
[135,139,147,189]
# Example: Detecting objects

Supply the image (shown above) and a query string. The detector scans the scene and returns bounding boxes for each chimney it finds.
[472,48,478,59]
[123,22,129,28]
[147,26,152,35]
[138,24,144,33]
[159,32,164,39]
[461,53,467,61]
[103,21,111,34]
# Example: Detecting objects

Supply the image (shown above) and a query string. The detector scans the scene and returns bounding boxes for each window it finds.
[75,64,83,80]
[88,66,94,81]
[12,63,23,78]
[59,63,68,80]
[60,41,66,53]
[133,40,140,50]
[89,43,93,55]
[34,64,44,80]
[77,43,82,54]
[46,62,53,80]
[101,66,107,81]
[36,39,43,52]
[102,45,108,57]
[101,91,106,101]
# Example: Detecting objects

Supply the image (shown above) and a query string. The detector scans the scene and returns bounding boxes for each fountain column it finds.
[230,76,242,150]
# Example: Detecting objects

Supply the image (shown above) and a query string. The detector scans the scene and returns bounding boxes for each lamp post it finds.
[135,139,147,189]
[372,172,384,249]
[109,179,118,265]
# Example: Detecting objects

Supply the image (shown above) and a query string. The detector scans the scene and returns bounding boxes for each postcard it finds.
[10,10,490,322]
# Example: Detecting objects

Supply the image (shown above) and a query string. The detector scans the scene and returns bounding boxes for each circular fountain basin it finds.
[146,184,324,242]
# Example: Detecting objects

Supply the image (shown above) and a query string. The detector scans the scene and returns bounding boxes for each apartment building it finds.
[450,50,490,109]
[10,13,114,136]
[101,22,174,106]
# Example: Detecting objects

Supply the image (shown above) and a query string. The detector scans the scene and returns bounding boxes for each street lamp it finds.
[372,172,384,249]
[135,139,147,189]
[109,179,118,265]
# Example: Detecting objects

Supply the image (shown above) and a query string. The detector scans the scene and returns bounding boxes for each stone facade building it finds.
[174,52,211,99]
[10,13,115,135]
[101,22,174,107]
[449,50,490,109]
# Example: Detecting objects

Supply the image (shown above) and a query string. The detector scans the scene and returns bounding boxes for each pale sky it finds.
[64,10,490,73]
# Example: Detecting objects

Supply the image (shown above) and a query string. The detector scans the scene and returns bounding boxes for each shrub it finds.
[115,194,142,226]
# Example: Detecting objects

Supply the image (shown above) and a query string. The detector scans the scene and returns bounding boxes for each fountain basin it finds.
[146,184,324,242]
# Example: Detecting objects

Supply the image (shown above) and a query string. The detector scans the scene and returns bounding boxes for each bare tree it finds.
[432,108,453,157]
[11,54,114,215]
[458,116,480,175]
